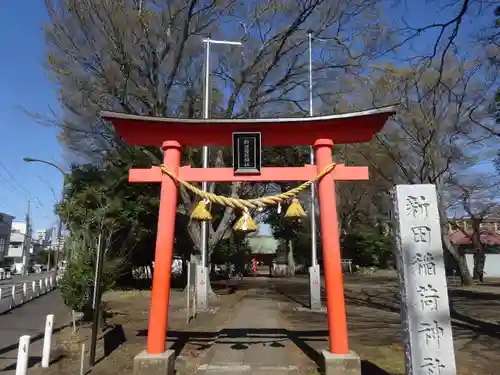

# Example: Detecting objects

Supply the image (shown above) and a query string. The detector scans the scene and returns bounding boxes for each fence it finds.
[0,272,58,314]
[132,260,183,281]
[0,268,12,280]
[132,265,153,280]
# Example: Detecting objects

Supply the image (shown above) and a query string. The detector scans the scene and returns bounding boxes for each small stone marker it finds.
[196,265,208,310]
[391,184,456,375]
[308,264,322,310]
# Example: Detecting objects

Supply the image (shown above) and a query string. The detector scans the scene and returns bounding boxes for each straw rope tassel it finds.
[285,198,307,219]
[234,208,258,233]
[190,198,212,221]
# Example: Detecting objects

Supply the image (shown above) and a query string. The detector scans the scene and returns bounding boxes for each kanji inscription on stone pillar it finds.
[391,184,456,375]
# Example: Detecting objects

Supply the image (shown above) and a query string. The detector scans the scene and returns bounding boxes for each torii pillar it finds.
[102,105,396,375]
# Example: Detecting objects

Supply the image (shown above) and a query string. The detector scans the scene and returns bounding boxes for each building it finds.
[247,235,279,262]
[448,217,500,234]
[447,217,500,277]
[35,228,54,245]
[5,221,40,262]
[35,227,59,252]
[6,222,28,260]
[0,213,14,264]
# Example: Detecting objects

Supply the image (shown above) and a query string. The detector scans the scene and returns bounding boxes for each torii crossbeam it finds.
[101,105,397,374]
[129,164,368,183]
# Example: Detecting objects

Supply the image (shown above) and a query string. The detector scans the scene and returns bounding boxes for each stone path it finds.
[193,288,315,374]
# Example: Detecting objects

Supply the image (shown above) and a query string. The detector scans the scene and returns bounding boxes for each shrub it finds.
[59,232,125,319]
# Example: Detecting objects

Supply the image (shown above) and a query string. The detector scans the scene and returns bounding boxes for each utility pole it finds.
[54,214,63,270]
[46,232,52,271]
[23,200,31,276]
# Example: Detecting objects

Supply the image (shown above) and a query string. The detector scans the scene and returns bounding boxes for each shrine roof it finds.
[101,105,397,147]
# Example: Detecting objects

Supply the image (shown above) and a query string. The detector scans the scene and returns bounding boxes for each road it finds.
[0,291,69,374]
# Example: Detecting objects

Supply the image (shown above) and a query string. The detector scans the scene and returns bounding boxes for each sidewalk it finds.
[0,291,70,374]
[194,288,315,374]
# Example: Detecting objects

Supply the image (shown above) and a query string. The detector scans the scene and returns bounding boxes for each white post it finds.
[16,335,30,375]
[80,344,86,375]
[186,261,191,324]
[45,277,49,291]
[72,310,77,333]
[32,280,37,297]
[42,314,54,367]
[23,283,28,300]
[11,285,17,305]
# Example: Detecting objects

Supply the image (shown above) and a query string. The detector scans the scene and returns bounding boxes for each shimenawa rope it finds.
[158,163,337,210]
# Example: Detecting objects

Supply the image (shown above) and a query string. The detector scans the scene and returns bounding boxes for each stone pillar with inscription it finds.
[391,184,456,375]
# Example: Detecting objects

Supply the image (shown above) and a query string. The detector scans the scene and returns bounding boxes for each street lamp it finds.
[23,157,67,272]
[200,38,243,268]
[23,158,66,176]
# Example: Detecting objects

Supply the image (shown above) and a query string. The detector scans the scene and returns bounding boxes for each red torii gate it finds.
[101,105,396,370]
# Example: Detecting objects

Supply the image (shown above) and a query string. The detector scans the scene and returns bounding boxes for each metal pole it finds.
[199,38,242,267]
[89,232,105,367]
[308,31,317,267]
[308,31,314,118]
[201,38,211,267]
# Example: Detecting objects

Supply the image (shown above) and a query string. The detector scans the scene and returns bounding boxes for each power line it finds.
[0,195,16,214]
[0,159,33,197]
[0,161,45,209]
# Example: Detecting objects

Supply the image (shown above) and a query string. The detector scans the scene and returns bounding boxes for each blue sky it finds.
[0,2,62,231]
[0,1,495,234]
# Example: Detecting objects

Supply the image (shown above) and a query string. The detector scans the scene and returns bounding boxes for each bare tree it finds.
[40,0,499,287]
[448,169,500,281]
[338,58,500,285]
[42,0,401,289]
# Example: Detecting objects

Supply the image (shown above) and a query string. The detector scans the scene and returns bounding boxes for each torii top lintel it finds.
[101,105,397,147]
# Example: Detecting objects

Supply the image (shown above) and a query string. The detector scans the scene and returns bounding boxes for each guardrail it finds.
[0,272,58,314]
[0,268,12,280]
